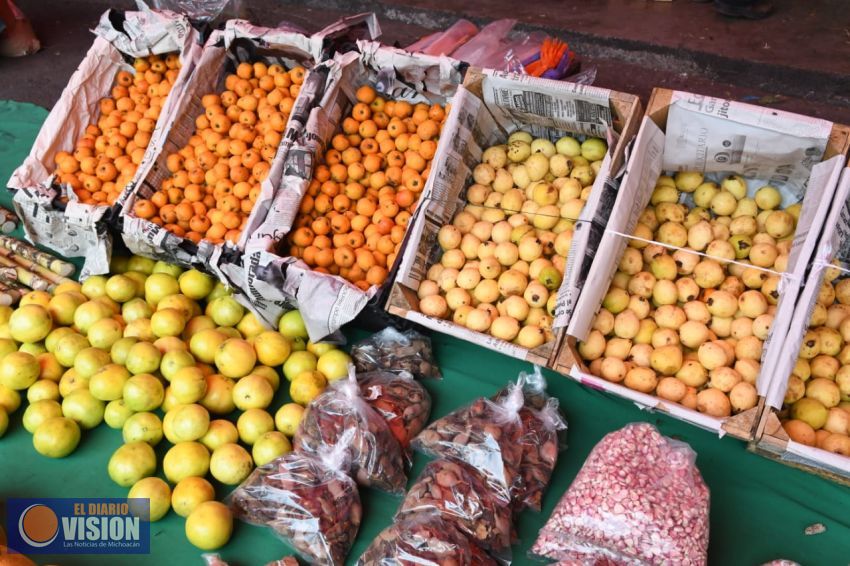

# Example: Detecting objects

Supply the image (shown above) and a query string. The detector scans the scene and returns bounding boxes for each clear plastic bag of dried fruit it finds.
[358,369,432,459]
[492,365,567,512]
[397,458,514,556]
[412,383,525,500]
[351,327,441,379]
[532,423,710,566]
[294,366,407,493]
[228,431,362,566]
[358,511,499,566]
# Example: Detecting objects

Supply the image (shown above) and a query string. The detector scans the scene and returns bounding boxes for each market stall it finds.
[1,7,850,566]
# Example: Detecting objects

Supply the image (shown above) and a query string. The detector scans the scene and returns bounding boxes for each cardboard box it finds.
[557,87,850,440]
[227,40,465,340]
[386,67,641,365]
[119,15,378,271]
[7,7,201,278]
[755,168,850,484]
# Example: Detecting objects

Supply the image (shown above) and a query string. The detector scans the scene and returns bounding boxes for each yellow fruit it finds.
[282,350,317,381]
[128,477,171,521]
[236,408,274,445]
[20,290,51,307]
[316,349,352,382]
[178,270,215,300]
[185,501,232,550]
[253,331,291,366]
[163,441,210,483]
[144,273,180,305]
[0,352,40,390]
[214,338,256,378]
[209,443,253,485]
[107,441,156,486]
[171,476,215,517]
[200,374,235,415]
[171,366,208,404]
[47,291,86,325]
[207,296,244,327]
[236,311,266,339]
[190,329,227,364]
[151,308,187,338]
[289,370,327,406]
[199,419,239,451]
[9,304,52,343]
[278,310,307,340]
[252,431,291,465]
[32,417,80,458]
[274,403,305,436]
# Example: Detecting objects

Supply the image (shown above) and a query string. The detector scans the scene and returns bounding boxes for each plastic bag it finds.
[357,511,498,566]
[493,366,567,512]
[149,0,243,22]
[294,367,407,493]
[397,459,514,555]
[532,423,710,565]
[202,555,298,566]
[358,370,432,452]
[351,327,441,379]
[412,384,525,500]
[228,434,362,566]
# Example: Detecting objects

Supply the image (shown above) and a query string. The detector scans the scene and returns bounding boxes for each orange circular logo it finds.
[18,504,59,547]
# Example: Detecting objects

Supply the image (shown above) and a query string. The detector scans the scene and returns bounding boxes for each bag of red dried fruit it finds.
[493,365,567,512]
[350,327,442,379]
[358,369,432,459]
[294,366,407,493]
[358,511,498,566]
[228,431,362,566]
[532,423,710,566]
[412,382,525,500]
[397,458,514,556]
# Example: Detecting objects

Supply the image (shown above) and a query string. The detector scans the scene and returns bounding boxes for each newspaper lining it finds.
[7,9,199,278]
[764,164,850,408]
[120,15,378,272]
[231,43,464,340]
[389,70,630,362]
[567,90,840,415]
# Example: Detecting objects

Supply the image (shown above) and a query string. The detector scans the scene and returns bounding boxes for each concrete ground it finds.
[2,0,850,125]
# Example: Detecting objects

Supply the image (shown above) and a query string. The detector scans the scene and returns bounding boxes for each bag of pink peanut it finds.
[532,422,710,566]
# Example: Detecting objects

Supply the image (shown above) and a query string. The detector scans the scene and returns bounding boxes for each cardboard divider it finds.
[555,87,850,441]
[118,17,379,271]
[7,8,201,278]
[227,41,466,340]
[754,167,850,483]
[387,67,641,366]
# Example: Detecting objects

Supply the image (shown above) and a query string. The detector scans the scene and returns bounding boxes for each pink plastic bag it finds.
[228,435,362,566]
[532,423,710,565]
[412,384,525,500]
[294,368,407,493]
[397,459,514,554]
[493,366,567,512]
[358,369,432,452]
[358,512,498,566]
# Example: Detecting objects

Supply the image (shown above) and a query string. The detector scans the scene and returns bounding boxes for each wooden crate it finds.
[388,67,641,367]
[753,167,850,484]
[554,87,850,441]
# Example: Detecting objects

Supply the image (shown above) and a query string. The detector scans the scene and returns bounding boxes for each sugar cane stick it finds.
[0,262,55,293]
[0,236,74,276]
[0,248,71,286]
[0,207,18,234]
[0,281,22,305]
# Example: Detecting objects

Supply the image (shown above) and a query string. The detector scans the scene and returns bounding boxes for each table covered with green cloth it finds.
[1,100,849,566]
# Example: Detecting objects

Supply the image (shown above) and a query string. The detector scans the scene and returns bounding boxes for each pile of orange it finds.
[132,61,305,245]
[53,54,181,206]
[287,85,447,290]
